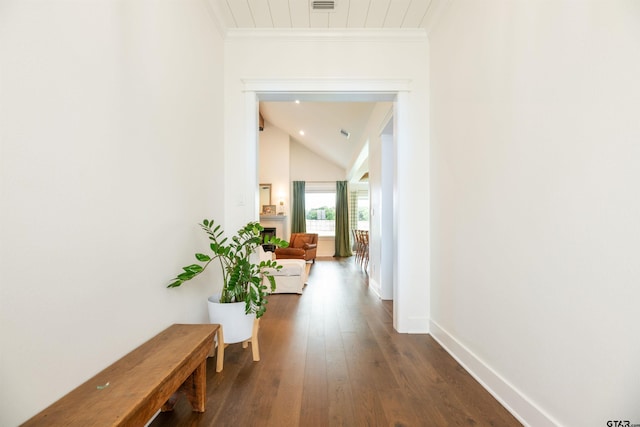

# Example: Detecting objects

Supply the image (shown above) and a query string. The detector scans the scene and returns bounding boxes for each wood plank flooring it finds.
[150,257,521,427]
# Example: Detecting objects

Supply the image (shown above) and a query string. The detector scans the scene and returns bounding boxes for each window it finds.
[357,192,369,231]
[350,188,369,232]
[305,184,336,236]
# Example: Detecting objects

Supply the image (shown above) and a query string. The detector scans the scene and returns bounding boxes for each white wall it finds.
[259,120,290,214]
[357,103,394,298]
[290,140,347,182]
[224,30,430,332]
[379,132,395,300]
[429,1,640,425]
[0,1,225,425]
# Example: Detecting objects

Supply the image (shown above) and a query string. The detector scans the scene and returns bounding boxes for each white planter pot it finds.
[207,295,255,344]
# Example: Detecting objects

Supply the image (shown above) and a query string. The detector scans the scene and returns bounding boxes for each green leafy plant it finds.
[168,219,288,318]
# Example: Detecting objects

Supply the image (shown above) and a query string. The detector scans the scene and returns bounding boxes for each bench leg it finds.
[183,360,207,412]
[161,359,207,413]
[161,394,179,412]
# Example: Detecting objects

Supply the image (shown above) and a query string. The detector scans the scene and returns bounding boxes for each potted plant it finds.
[168,219,288,343]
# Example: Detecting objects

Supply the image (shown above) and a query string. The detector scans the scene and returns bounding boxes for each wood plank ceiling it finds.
[209,0,433,29]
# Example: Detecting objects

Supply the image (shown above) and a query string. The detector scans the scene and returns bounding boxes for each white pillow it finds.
[257,245,274,263]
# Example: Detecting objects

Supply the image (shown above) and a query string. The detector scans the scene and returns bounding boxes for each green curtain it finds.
[334,181,353,257]
[291,181,306,233]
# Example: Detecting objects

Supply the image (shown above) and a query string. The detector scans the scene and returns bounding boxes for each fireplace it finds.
[261,227,277,252]
[260,214,288,242]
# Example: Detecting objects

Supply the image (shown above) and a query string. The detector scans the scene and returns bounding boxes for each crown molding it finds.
[224,28,428,43]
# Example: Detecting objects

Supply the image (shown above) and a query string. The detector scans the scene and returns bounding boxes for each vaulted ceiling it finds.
[259,100,379,170]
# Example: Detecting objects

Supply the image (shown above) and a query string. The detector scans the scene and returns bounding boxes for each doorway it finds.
[245,79,406,330]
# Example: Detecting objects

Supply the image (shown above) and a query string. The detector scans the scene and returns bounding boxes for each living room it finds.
[257,100,384,246]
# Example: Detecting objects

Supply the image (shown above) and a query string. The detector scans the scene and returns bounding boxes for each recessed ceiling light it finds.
[299,130,305,136]
[294,100,300,104]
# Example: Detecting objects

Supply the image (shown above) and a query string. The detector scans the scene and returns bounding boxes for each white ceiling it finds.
[210,1,429,175]
[260,101,381,170]
[209,0,434,30]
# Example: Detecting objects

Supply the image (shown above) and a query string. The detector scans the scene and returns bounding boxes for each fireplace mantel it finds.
[260,215,288,241]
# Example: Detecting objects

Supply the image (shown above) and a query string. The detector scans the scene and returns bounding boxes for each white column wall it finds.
[369,129,383,296]
[430,1,640,425]
[0,2,225,425]
[379,133,395,300]
[223,31,429,332]
[362,103,394,299]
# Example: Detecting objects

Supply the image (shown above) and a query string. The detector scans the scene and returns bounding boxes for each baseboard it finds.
[397,316,429,334]
[369,278,382,299]
[429,320,560,427]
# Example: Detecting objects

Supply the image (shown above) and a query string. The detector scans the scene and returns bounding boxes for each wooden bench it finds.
[22,323,223,426]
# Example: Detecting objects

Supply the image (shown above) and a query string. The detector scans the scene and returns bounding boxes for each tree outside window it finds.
[306,192,335,236]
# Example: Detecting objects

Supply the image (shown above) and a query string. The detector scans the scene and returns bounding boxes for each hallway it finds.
[151,258,521,426]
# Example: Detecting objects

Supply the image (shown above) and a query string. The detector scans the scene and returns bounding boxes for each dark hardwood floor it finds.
[151,257,521,427]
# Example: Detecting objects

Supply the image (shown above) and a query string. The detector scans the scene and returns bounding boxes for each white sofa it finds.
[258,247,307,294]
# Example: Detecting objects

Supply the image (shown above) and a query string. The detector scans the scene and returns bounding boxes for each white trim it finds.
[404,317,429,333]
[243,78,411,97]
[242,78,412,334]
[226,28,428,42]
[369,278,382,299]
[429,320,561,427]
[379,108,394,136]
[305,181,335,192]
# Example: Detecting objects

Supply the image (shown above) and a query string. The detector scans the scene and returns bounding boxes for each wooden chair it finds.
[361,230,369,270]
[353,230,369,271]
[353,229,363,264]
